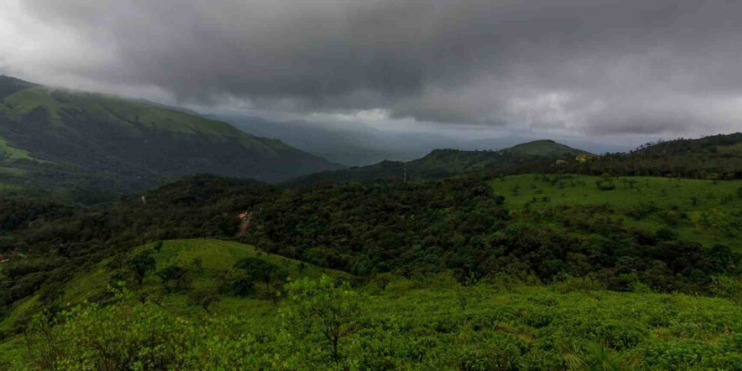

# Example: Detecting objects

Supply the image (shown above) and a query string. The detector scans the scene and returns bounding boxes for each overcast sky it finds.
[1,0,741,141]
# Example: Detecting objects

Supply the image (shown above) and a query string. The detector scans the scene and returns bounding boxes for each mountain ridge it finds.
[292,139,591,184]
[0,76,342,202]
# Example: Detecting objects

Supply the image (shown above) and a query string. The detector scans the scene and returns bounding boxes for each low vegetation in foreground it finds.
[3,267,742,370]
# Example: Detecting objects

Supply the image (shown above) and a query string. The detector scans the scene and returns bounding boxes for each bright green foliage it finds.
[24,291,192,370]
[563,342,642,371]
[281,275,363,362]
[9,277,742,370]
[490,174,742,250]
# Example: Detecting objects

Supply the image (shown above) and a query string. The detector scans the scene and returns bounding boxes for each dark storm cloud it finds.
[7,0,742,135]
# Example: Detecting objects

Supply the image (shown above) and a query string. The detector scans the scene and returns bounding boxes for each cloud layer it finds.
[2,0,742,136]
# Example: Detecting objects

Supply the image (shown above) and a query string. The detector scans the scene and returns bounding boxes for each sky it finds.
[1,0,741,144]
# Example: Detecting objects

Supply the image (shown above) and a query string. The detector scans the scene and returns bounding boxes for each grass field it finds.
[0,137,31,161]
[490,174,742,250]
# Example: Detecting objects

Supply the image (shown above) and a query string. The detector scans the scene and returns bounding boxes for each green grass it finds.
[0,137,31,161]
[490,174,742,249]
[2,87,64,120]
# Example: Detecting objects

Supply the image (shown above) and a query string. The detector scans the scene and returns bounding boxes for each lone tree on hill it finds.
[127,250,156,285]
[234,257,288,289]
[281,275,363,362]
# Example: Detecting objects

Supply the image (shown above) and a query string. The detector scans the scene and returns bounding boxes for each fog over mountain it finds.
[2,0,741,142]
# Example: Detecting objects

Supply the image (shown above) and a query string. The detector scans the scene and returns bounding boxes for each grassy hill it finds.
[490,174,742,250]
[0,76,341,202]
[294,140,590,184]
[0,238,347,334]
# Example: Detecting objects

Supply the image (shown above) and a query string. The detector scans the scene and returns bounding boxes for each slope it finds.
[0,76,342,202]
[0,238,349,335]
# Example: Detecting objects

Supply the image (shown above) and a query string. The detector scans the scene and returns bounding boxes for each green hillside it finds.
[0,238,346,334]
[0,76,341,202]
[294,140,590,184]
[490,174,742,250]
[1,172,742,369]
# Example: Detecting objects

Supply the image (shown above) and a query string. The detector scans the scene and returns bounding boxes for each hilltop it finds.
[0,76,341,202]
[544,132,742,180]
[0,238,346,336]
[501,139,590,157]
[293,139,591,183]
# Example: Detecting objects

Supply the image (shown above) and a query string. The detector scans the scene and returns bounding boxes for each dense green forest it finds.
[2,156,742,368]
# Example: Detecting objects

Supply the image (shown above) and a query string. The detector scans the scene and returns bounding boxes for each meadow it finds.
[490,174,742,250]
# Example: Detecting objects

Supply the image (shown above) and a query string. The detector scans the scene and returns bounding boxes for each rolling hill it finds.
[294,139,591,183]
[0,76,341,202]
[0,238,348,337]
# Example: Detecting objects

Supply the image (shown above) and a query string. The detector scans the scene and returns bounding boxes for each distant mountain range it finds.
[216,114,631,167]
[0,76,341,202]
[293,139,591,183]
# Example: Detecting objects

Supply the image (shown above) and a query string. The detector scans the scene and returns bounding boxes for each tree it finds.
[187,286,221,312]
[219,269,254,297]
[127,250,156,285]
[233,257,287,289]
[282,275,362,362]
[156,265,192,293]
[371,272,395,291]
